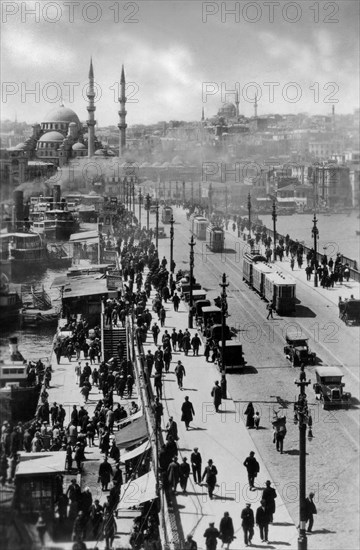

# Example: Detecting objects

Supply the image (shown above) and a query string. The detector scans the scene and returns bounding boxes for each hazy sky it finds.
[1,0,359,125]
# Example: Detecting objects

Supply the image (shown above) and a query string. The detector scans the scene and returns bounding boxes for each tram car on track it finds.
[161,205,173,224]
[243,251,296,314]
[206,224,225,252]
[190,215,209,240]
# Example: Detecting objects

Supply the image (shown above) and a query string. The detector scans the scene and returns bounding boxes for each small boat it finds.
[19,284,59,328]
[0,273,22,323]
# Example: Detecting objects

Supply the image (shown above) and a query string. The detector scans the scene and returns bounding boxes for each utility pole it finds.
[132,179,135,214]
[155,202,159,250]
[170,215,175,290]
[294,373,313,550]
[272,198,277,262]
[219,273,229,371]
[182,181,185,204]
[312,214,319,287]
[188,235,196,328]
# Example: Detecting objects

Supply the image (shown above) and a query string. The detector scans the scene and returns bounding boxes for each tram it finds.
[243,251,296,314]
[190,215,209,240]
[206,224,225,252]
[161,206,173,224]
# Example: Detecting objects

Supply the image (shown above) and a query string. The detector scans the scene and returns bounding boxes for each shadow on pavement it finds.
[283,449,309,456]
[294,305,317,318]
[311,528,336,535]
[241,365,258,374]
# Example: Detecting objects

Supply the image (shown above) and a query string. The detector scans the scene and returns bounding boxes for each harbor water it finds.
[258,212,360,266]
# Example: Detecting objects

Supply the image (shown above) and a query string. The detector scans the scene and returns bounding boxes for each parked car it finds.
[338,299,360,326]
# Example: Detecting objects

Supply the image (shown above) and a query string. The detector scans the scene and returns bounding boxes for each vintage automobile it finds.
[284,336,316,366]
[338,298,360,326]
[313,366,352,409]
[218,341,246,372]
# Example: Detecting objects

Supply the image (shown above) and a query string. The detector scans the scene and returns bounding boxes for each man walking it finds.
[241,503,254,547]
[191,447,202,485]
[175,360,186,389]
[179,457,190,494]
[181,396,195,430]
[305,492,317,532]
[243,451,260,490]
[203,522,220,550]
[256,500,270,543]
[191,333,202,356]
[211,381,222,412]
[262,480,277,523]
[202,459,218,500]
[266,303,274,319]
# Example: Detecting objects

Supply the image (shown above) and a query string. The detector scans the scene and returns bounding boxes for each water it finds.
[1,268,65,363]
[258,212,360,265]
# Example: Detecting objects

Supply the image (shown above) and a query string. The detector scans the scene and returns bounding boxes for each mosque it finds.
[6,60,127,171]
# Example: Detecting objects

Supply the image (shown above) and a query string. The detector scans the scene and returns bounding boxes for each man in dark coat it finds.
[172,292,180,312]
[203,522,220,550]
[241,503,254,546]
[175,361,186,390]
[243,451,260,490]
[191,447,202,485]
[256,499,270,543]
[305,491,317,532]
[202,459,218,500]
[181,396,195,430]
[98,456,113,491]
[167,456,180,493]
[179,457,191,493]
[219,512,234,550]
[211,381,222,412]
[261,480,277,522]
[191,333,201,356]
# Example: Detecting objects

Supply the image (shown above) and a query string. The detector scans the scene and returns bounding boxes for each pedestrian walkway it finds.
[143,290,299,550]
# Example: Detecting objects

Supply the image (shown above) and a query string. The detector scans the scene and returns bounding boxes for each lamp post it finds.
[311,214,319,287]
[272,198,277,262]
[155,202,159,250]
[128,179,131,211]
[138,188,142,228]
[247,192,252,240]
[219,273,229,371]
[170,215,175,290]
[145,193,151,231]
[188,235,196,329]
[294,372,313,550]
[132,179,135,214]
[124,177,128,209]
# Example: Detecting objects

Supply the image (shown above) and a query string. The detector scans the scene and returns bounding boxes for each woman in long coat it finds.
[219,512,234,550]
[244,402,255,428]
[181,396,195,430]
[211,381,222,412]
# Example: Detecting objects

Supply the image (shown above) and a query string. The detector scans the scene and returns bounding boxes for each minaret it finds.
[201,106,205,122]
[87,57,96,157]
[235,90,239,117]
[254,94,258,118]
[118,65,127,157]
[332,105,335,134]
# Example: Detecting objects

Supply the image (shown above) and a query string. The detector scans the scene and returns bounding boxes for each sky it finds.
[1,0,359,126]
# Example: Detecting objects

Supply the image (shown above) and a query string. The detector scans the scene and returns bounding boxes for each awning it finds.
[120,440,151,463]
[117,470,157,510]
[70,230,99,242]
[114,415,148,449]
[116,408,143,429]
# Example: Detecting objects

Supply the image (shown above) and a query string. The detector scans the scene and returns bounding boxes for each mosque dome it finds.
[72,142,86,151]
[38,131,64,142]
[44,105,81,128]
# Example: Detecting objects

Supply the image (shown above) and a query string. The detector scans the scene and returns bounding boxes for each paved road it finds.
[152,206,360,550]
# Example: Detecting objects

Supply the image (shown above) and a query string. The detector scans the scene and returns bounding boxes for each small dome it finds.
[72,142,86,151]
[14,143,25,150]
[38,131,64,142]
[44,105,81,127]
[171,155,184,165]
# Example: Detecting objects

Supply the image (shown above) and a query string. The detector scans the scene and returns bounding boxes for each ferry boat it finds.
[0,231,48,279]
[0,337,42,422]
[0,274,22,323]
[29,199,80,241]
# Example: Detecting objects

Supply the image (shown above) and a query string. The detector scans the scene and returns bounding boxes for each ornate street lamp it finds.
[219,273,229,371]
[170,215,175,290]
[272,198,277,262]
[145,193,151,231]
[294,372,314,550]
[138,188,142,228]
[311,214,319,287]
[188,235,196,328]
[155,202,159,250]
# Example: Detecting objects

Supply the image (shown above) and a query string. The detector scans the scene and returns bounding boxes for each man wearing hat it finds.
[305,492,317,532]
[261,480,277,523]
[255,499,270,543]
[240,503,254,546]
[203,522,220,550]
[191,447,202,485]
